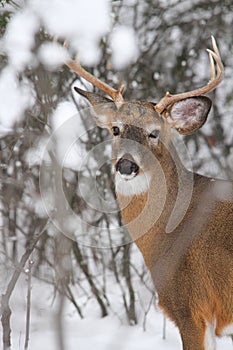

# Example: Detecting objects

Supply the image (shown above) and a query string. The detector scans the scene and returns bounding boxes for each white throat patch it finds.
[115,171,151,196]
[221,323,233,336]
[204,321,216,350]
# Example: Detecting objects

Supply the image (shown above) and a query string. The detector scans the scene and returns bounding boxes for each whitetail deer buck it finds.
[64,37,233,349]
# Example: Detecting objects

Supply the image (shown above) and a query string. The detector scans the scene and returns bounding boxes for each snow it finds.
[0,0,112,129]
[1,2,233,349]
[24,136,51,167]
[6,275,233,350]
[0,67,33,129]
[4,8,39,71]
[110,26,139,69]
[38,42,70,70]
[31,0,110,66]
[50,101,87,170]
[24,100,88,171]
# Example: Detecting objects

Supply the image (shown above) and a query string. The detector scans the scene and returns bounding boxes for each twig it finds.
[163,316,167,340]
[142,292,155,332]
[55,292,65,350]
[1,221,49,350]
[24,259,34,350]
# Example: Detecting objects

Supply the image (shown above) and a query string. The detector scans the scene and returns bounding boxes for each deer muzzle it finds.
[115,153,139,180]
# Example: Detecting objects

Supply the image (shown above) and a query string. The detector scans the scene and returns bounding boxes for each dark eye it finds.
[112,126,120,136]
[149,129,160,139]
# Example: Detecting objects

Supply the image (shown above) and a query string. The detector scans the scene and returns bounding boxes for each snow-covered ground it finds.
[4,276,232,350]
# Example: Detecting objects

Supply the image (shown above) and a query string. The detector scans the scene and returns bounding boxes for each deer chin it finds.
[115,171,151,196]
[117,171,137,181]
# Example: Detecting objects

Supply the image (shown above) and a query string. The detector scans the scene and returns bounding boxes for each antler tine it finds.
[208,50,215,81]
[155,36,224,116]
[63,41,124,105]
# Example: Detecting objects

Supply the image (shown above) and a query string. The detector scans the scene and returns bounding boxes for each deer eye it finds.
[149,129,160,139]
[112,126,120,136]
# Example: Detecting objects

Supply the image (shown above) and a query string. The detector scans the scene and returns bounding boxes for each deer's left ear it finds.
[166,96,212,135]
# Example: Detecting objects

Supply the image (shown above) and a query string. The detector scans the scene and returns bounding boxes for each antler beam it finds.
[154,36,224,116]
[64,42,124,104]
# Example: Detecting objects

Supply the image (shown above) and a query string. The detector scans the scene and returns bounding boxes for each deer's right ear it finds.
[74,87,117,128]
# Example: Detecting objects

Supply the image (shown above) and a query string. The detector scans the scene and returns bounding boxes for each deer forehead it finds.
[113,101,161,130]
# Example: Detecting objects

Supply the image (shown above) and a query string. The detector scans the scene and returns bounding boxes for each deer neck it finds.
[116,145,192,268]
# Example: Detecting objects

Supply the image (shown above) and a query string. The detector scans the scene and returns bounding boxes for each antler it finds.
[154,36,224,116]
[63,42,125,105]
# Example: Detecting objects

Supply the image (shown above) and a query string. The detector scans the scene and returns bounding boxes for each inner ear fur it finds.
[74,87,117,128]
[166,96,212,135]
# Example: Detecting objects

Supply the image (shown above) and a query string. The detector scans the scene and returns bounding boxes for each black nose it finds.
[116,155,139,176]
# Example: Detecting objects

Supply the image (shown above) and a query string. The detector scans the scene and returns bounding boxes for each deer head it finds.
[65,36,223,198]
